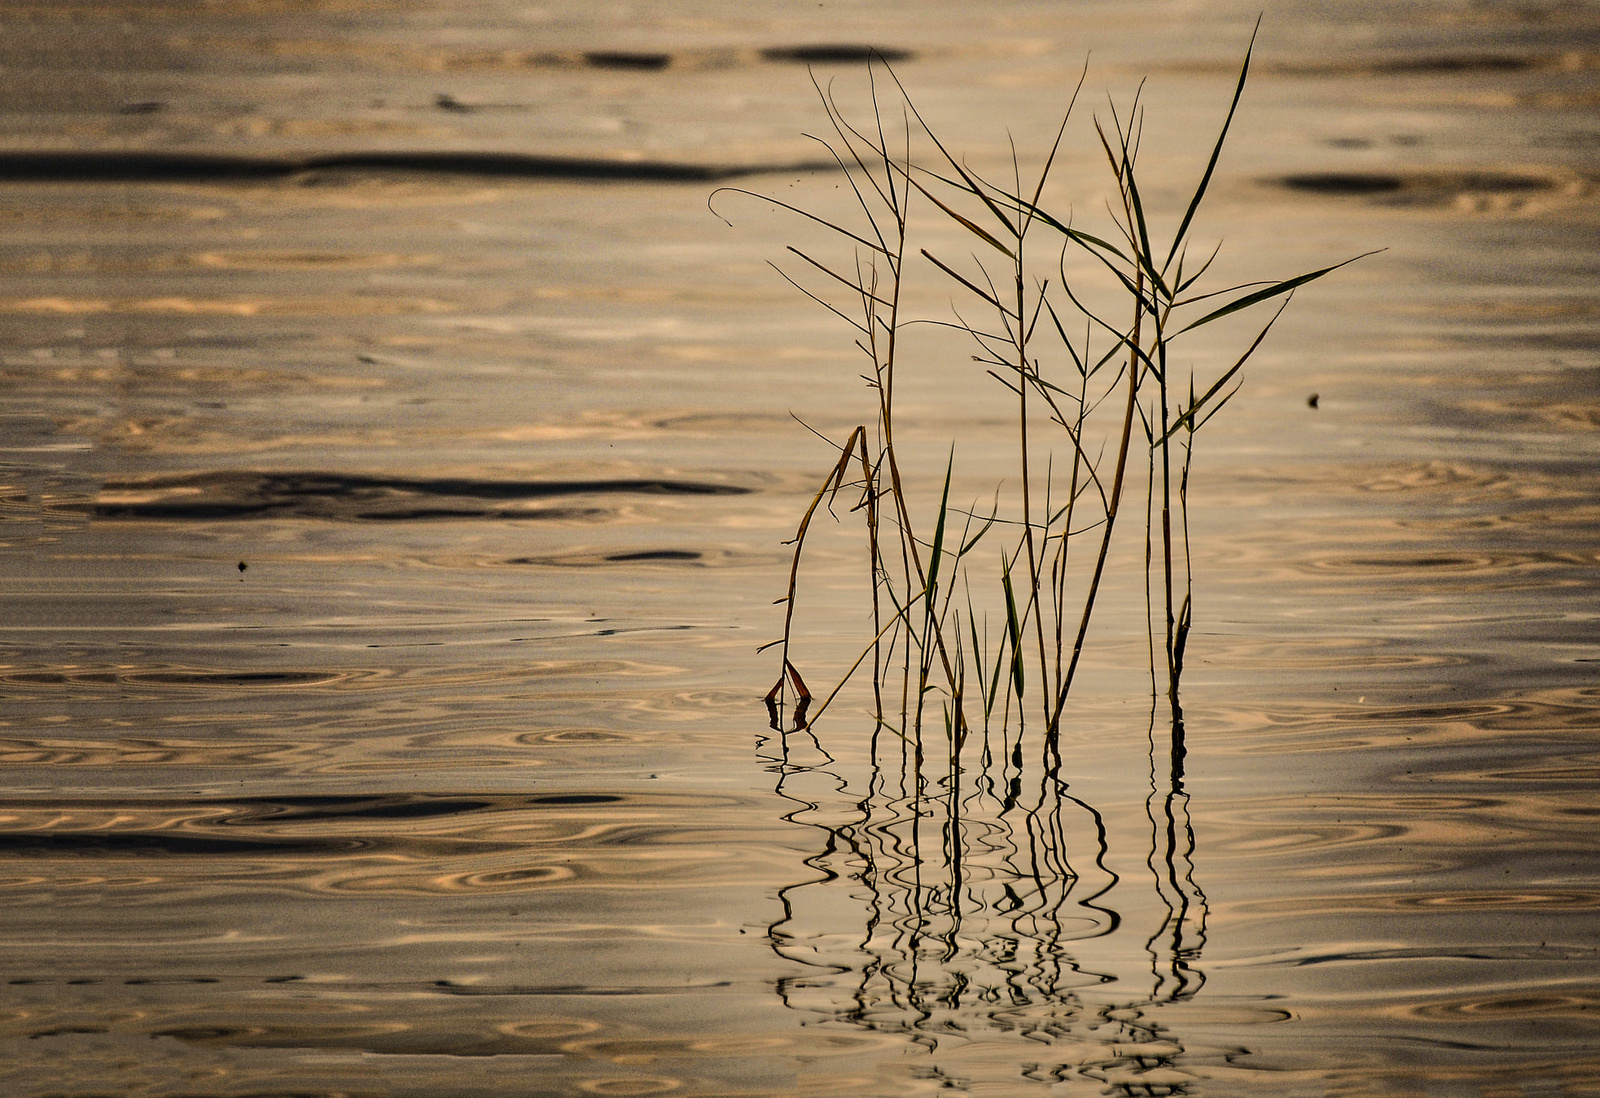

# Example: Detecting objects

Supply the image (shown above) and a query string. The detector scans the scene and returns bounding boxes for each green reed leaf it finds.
[1176,250,1381,334]
[1163,17,1258,272]
[1001,552,1025,699]
[925,449,955,602]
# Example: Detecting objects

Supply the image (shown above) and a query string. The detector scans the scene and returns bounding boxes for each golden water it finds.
[2,2,1599,1094]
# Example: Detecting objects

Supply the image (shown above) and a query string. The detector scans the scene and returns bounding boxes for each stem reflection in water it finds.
[760,700,1210,1092]
[1145,699,1208,1007]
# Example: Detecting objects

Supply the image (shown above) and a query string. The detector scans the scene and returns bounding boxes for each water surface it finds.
[2,1,1599,1094]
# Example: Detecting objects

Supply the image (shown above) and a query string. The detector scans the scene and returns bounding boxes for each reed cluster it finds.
[720,33,1366,740]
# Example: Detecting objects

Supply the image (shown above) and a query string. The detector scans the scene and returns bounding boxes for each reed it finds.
[718,29,1371,739]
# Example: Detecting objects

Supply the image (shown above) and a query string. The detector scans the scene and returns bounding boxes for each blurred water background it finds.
[2,1,1599,1094]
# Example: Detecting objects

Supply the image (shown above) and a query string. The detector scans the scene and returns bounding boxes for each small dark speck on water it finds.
[1308,393,1320,408]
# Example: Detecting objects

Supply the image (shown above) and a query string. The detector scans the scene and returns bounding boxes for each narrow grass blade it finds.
[1158,297,1288,443]
[1022,62,1088,217]
[1163,18,1259,272]
[1177,250,1382,334]
[880,65,1022,240]
[959,495,1001,556]
[804,590,926,728]
[768,261,870,335]
[709,187,890,256]
[926,450,955,599]
[1190,382,1242,433]
[1172,593,1192,678]
[922,249,1015,316]
[1001,552,1025,699]
[908,177,1016,257]
[967,598,990,713]
[1123,164,1172,301]
[938,168,1132,259]
[786,246,893,308]
[1175,239,1225,295]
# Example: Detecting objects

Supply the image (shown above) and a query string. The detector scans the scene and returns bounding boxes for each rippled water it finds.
[3,1,1599,1094]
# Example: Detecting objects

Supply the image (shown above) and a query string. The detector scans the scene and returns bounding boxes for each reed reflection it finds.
[761,699,1208,1092]
[1145,701,1207,1006]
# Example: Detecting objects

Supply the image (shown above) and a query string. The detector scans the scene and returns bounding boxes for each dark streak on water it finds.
[506,549,708,566]
[0,151,837,184]
[1277,169,1572,197]
[3,670,337,685]
[604,549,703,562]
[1273,51,1589,75]
[759,45,915,64]
[230,792,626,818]
[0,833,378,856]
[582,51,673,71]
[88,471,750,521]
